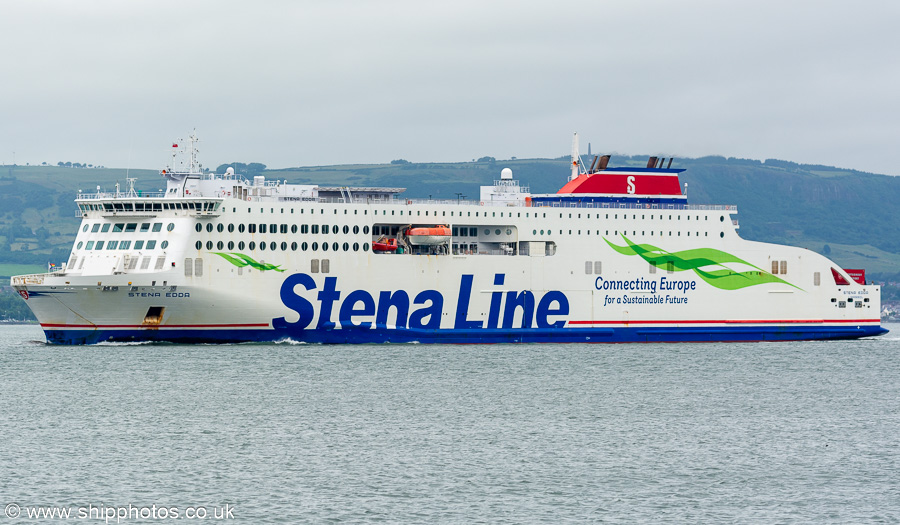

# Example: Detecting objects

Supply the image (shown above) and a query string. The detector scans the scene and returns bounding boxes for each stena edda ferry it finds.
[12,134,888,344]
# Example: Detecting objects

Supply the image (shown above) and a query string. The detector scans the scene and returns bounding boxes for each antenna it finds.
[570,133,580,182]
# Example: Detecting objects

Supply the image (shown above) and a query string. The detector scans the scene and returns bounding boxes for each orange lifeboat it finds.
[406,225,451,246]
[372,238,399,252]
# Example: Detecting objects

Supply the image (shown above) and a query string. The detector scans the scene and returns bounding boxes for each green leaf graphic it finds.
[212,252,285,272]
[604,236,801,291]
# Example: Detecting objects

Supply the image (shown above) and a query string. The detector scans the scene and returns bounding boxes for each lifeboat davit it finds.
[373,238,399,252]
[406,226,451,246]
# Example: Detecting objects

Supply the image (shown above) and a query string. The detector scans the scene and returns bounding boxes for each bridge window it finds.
[125,223,137,232]
[146,241,157,250]
[101,224,111,233]
[113,223,124,232]
[152,223,162,232]
[107,241,118,250]
[119,241,131,250]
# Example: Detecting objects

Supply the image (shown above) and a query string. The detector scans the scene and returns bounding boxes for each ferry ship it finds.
[12,134,887,344]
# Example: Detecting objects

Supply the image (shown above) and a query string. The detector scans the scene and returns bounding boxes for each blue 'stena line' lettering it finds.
[274,273,570,333]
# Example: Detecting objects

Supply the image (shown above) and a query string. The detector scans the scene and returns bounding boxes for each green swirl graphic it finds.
[212,252,285,272]
[604,236,801,291]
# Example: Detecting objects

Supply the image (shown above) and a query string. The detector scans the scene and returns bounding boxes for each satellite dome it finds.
[500,168,513,180]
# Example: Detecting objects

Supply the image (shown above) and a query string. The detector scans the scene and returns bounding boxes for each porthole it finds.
[343,225,349,234]
[260,242,266,251]
[227,241,234,250]
[161,240,169,249]
[249,241,256,250]
[720,232,725,238]
[363,242,369,252]
[333,225,340,234]
[228,223,234,233]
[195,241,202,250]
[280,242,287,251]
[217,241,224,250]
[363,225,370,234]
[238,224,245,233]
[353,225,359,234]
[291,242,297,251]
[77,241,83,249]
[167,223,174,232]
[533,229,537,235]
[195,223,202,233]
[332,242,339,251]
[322,242,329,252]
[82,225,89,232]
[302,242,308,251]
[495,229,501,235]
[720,216,725,222]
[540,230,545,235]
[343,242,349,251]
[353,242,359,251]
[206,241,213,250]
[238,241,245,250]
[484,229,490,235]
[312,242,319,251]
[506,229,512,235]
[217,223,224,233]
[291,224,298,234]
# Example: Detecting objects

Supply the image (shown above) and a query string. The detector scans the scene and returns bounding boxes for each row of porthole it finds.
[532,229,724,238]
[197,240,370,253]
[195,223,370,235]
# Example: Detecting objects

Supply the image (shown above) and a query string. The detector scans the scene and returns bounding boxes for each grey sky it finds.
[2,0,899,175]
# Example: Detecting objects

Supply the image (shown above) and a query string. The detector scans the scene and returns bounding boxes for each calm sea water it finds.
[1,324,899,524]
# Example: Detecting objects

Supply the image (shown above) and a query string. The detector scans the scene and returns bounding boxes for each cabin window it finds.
[92,224,101,233]
[249,242,256,250]
[259,242,266,251]
[107,241,119,250]
[217,224,224,233]
[772,261,779,274]
[205,241,213,250]
[238,241,245,250]
[227,241,234,250]
[146,240,157,250]
[167,223,174,232]
[312,242,319,251]
[353,225,359,234]
[322,242,329,252]
[311,259,319,273]
[185,258,193,277]
[161,241,169,249]
[311,225,319,234]
[119,241,131,250]
[814,272,821,286]
[291,242,297,251]
[260,224,267,234]
[152,223,162,232]
[101,224,111,233]
[86,241,95,250]
[194,258,203,277]
[76,241,83,249]
[140,257,151,270]
[113,223,124,232]
[353,242,359,251]
[125,223,137,232]
[363,226,370,234]
[585,262,592,275]
[228,224,235,233]
[301,242,308,251]
[322,259,330,273]
[594,261,602,274]
[363,243,370,252]
[195,223,202,233]
[270,224,277,233]
[249,224,257,234]
[780,261,787,274]
[217,241,224,250]
[155,256,166,270]
[195,241,202,250]
[140,223,150,232]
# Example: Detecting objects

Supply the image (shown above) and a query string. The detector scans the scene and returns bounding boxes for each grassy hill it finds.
[2,155,900,320]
